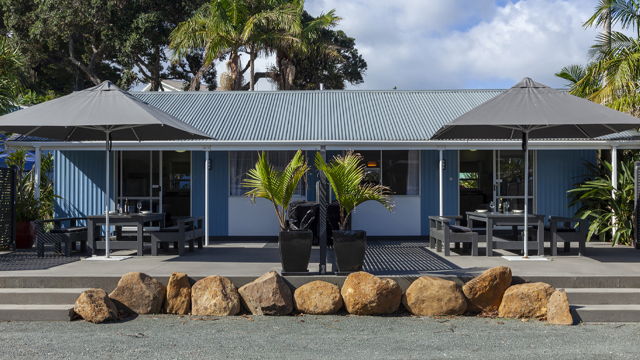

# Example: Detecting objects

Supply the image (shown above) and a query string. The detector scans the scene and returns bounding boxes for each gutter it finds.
[6,139,636,151]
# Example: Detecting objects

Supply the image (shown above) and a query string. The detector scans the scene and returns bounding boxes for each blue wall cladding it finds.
[54,150,113,220]
[193,151,228,236]
[536,150,597,218]
[420,150,458,235]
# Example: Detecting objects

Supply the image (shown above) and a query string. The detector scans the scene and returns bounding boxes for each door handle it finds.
[152,185,161,192]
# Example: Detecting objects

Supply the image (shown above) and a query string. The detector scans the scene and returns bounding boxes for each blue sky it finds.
[180,0,614,91]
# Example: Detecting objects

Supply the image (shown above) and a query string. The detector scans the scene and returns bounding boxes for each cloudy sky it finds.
[244,0,608,91]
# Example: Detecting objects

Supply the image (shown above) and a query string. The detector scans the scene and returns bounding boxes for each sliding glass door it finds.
[116,151,191,226]
[458,150,535,214]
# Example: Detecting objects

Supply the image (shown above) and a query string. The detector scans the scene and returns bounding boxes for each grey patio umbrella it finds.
[431,77,639,258]
[0,81,212,259]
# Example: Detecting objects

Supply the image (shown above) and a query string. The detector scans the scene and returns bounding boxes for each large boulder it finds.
[192,275,241,316]
[294,281,343,315]
[402,276,467,316]
[547,289,574,325]
[463,266,512,313]
[74,288,118,324]
[498,282,556,319]
[238,271,293,315]
[341,272,402,315]
[163,272,191,315]
[109,272,166,314]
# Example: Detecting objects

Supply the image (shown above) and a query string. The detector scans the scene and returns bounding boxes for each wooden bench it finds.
[35,217,88,257]
[429,216,478,256]
[149,217,204,256]
[541,216,587,256]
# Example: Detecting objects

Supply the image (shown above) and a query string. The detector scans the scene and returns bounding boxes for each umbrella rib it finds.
[22,126,41,138]
[574,125,591,139]
[602,124,620,135]
[65,127,78,141]
[131,128,141,142]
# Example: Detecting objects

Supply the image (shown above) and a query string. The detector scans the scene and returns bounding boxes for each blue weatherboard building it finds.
[10,89,627,238]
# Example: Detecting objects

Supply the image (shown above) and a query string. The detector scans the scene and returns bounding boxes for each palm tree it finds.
[169,0,301,91]
[562,0,640,115]
[261,9,341,90]
[314,151,393,231]
[242,150,308,231]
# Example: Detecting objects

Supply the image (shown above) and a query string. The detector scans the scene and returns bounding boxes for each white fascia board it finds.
[7,139,638,151]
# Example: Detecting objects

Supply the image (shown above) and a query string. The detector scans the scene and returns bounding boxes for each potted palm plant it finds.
[243,150,312,273]
[315,151,394,273]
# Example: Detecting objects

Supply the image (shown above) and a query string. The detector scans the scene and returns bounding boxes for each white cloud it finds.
[299,0,607,90]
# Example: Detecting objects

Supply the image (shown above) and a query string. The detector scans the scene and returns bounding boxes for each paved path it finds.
[0,315,637,359]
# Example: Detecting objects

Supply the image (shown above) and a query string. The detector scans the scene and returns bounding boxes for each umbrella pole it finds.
[105,132,110,258]
[523,132,529,258]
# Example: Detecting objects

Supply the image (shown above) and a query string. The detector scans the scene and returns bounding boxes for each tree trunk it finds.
[229,50,240,90]
[249,45,255,91]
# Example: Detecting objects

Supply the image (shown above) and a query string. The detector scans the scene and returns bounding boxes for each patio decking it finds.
[1,240,639,290]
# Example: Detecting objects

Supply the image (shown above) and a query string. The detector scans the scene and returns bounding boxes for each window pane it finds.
[358,150,381,188]
[121,151,150,197]
[229,151,306,196]
[382,150,419,195]
[269,151,305,196]
[229,151,259,196]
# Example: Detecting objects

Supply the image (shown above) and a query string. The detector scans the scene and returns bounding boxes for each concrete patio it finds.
[1,239,639,288]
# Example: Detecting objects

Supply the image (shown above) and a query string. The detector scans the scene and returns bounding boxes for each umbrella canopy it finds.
[0,80,211,141]
[0,80,213,259]
[431,77,640,259]
[431,77,639,141]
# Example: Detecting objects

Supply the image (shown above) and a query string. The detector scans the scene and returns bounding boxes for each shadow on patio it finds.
[0,249,83,271]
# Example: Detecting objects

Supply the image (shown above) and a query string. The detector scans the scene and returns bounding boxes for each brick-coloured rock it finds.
[192,275,241,316]
[402,276,467,316]
[463,266,512,313]
[341,272,402,315]
[163,272,191,315]
[74,289,118,324]
[498,282,556,319]
[294,281,343,315]
[547,289,574,325]
[109,272,166,314]
[238,271,293,316]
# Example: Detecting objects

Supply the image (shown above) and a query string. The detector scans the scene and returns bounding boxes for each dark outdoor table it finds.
[86,213,165,256]
[466,211,545,257]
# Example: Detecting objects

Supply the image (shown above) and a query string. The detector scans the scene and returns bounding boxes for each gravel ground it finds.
[0,314,638,359]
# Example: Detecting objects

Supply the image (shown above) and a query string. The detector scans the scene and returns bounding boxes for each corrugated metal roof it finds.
[131,90,503,141]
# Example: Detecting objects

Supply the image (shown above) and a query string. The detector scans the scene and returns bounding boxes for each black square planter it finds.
[333,230,366,274]
[279,229,313,274]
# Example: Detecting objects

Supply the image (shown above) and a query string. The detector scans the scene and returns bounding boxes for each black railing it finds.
[0,166,16,250]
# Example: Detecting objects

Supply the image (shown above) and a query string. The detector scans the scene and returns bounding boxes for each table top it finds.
[86,212,165,220]
[466,211,543,219]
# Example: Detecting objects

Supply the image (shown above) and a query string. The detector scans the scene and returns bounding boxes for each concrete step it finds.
[0,288,86,305]
[565,288,640,305]
[571,304,640,323]
[0,304,74,321]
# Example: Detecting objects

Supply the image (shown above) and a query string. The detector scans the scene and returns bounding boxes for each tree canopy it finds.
[0,0,365,96]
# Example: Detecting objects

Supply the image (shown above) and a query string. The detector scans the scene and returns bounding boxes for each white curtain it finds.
[229,151,259,196]
[406,150,419,195]
[229,151,305,196]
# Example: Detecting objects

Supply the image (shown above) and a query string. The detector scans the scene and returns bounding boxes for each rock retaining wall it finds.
[73,266,575,325]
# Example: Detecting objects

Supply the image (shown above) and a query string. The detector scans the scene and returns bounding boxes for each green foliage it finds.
[568,152,638,246]
[242,150,309,231]
[290,11,366,90]
[0,35,25,115]
[555,1,640,115]
[0,0,206,93]
[170,0,302,91]
[315,151,393,231]
[4,147,56,222]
